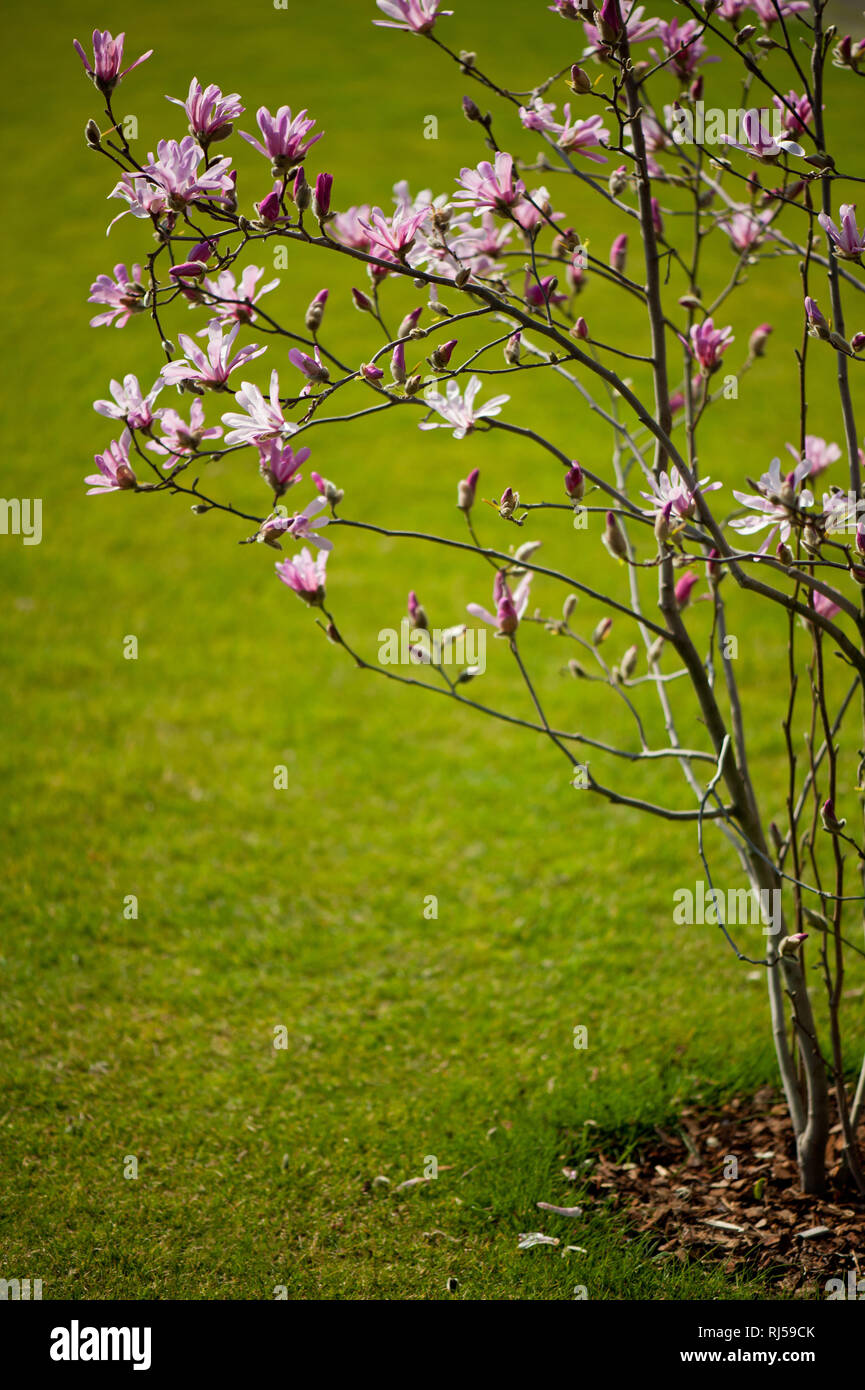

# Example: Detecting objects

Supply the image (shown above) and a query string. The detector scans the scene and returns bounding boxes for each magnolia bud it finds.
[408,591,428,630]
[85,118,102,148]
[620,645,638,680]
[462,95,483,122]
[749,323,772,357]
[404,373,424,395]
[505,332,521,365]
[776,540,794,567]
[305,288,329,332]
[352,287,374,313]
[457,467,480,511]
[455,267,471,288]
[603,510,628,561]
[361,362,384,384]
[499,486,519,519]
[851,332,865,354]
[609,165,628,198]
[563,594,578,622]
[311,471,344,508]
[293,167,311,211]
[430,339,457,371]
[572,316,589,341]
[568,65,592,95]
[391,342,407,385]
[313,172,333,220]
[564,461,584,501]
[593,617,613,645]
[398,307,423,339]
[647,636,665,664]
[779,932,808,958]
[610,234,628,274]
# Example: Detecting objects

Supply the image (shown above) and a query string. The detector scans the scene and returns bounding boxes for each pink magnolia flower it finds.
[331,205,373,252]
[720,110,804,161]
[524,272,567,311]
[73,30,152,94]
[241,106,322,171]
[288,345,331,392]
[690,317,734,372]
[84,430,137,494]
[94,374,163,429]
[453,152,525,215]
[88,262,147,328]
[555,110,610,163]
[717,208,774,252]
[222,371,296,446]
[359,205,430,259]
[161,322,266,391]
[373,0,452,32]
[148,398,223,468]
[468,570,532,636]
[259,441,310,496]
[144,137,234,211]
[747,0,809,24]
[641,466,721,519]
[106,172,169,233]
[784,436,841,479]
[819,204,865,260]
[167,79,244,143]
[773,90,813,136]
[650,19,716,81]
[264,497,332,552]
[730,457,813,549]
[813,591,841,621]
[200,265,280,327]
[450,213,515,275]
[420,376,509,439]
[275,547,328,603]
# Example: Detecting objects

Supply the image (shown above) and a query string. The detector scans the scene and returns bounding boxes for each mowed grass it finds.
[0,0,863,1299]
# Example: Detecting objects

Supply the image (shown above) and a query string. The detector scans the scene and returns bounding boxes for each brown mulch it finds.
[578,1088,864,1294]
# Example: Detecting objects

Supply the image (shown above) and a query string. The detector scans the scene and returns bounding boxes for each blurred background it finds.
[1,0,863,1298]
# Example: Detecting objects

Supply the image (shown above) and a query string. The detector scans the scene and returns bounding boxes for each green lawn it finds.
[1,0,862,1299]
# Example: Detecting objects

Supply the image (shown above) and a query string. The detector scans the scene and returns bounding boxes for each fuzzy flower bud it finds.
[85,118,102,148]
[620,645,639,679]
[352,287,374,313]
[805,296,831,340]
[430,339,458,370]
[675,571,699,610]
[293,167,311,211]
[458,467,480,511]
[593,617,613,645]
[313,172,333,220]
[749,323,772,357]
[610,234,628,274]
[572,316,589,341]
[603,510,628,561]
[360,361,385,385]
[408,590,428,630]
[391,341,407,385]
[567,65,592,95]
[305,288,329,332]
[311,470,344,508]
[564,461,584,501]
[398,306,423,339]
[504,331,521,365]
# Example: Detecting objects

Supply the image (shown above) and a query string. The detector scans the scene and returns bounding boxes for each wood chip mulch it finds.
[579,1088,864,1294]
